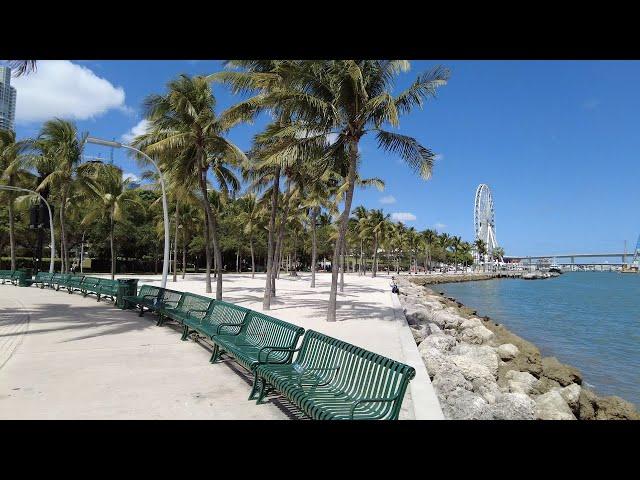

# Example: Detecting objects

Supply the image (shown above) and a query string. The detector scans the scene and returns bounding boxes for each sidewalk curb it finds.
[391,292,445,420]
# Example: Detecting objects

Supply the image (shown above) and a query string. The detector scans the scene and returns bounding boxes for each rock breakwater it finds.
[398,276,639,420]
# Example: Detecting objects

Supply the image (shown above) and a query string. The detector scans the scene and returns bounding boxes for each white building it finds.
[0,66,17,132]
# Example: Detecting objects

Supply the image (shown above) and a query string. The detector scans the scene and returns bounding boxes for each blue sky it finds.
[9,60,640,258]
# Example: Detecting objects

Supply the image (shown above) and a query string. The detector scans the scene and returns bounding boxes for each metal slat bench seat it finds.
[27,271,54,288]
[122,285,182,318]
[210,311,305,400]
[254,330,415,420]
[157,292,213,327]
[95,278,119,302]
[181,300,250,341]
[79,276,102,297]
[64,275,85,293]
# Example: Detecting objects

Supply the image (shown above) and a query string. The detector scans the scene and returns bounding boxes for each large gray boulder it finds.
[409,324,429,344]
[497,343,519,360]
[460,317,483,330]
[460,325,495,345]
[419,332,457,354]
[419,346,449,380]
[450,354,501,403]
[556,384,581,412]
[403,305,431,326]
[490,393,536,420]
[438,388,493,420]
[541,357,582,386]
[534,390,576,420]
[505,370,538,395]
[453,344,499,378]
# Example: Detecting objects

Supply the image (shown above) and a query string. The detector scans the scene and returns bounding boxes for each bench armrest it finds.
[142,294,159,299]
[186,309,208,315]
[297,366,340,388]
[215,322,245,335]
[349,396,399,419]
[257,346,300,364]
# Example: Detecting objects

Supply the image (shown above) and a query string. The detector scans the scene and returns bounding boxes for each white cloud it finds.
[433,153,444,161]
[391,212,416,222]
[123,172,140,182]
[327,133,338,144]
[379,195,396,205]
[121,119,151,143]
[12,60,127,124]
[434,222,447,230]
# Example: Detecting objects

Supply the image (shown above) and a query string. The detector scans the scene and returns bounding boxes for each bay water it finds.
[437,272,639,406]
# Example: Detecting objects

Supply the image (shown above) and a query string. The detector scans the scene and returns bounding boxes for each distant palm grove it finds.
[0,60,500,321]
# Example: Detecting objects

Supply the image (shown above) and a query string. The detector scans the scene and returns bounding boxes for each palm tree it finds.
[78,163,140,279]
[36,119,86,273]
[5,60,37,77]
[0,130,32,270]
[438,232,452,269]
[213,60,449,321]
[421,229,438,273]
[134,74,246,299]
[237,193,262,278]
[474,238,487,271]
[352,205,369,275]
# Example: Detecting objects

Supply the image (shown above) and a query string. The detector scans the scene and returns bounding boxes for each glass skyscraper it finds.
[0,66,17,132]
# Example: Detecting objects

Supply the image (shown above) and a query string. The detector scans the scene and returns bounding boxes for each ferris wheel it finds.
[474,184,499,260]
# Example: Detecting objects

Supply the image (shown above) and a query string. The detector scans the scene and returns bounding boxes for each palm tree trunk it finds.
[310,207,317,287]
[173,201,179,282]
[263,166,280,310]
[339,235,346,293]
[110,216,115,280]
[328,140,358,322]
[372,234,378,278]
[210,212,223,300]
[250,237,255,279]
[59,201,67,273]
[198,169,213,294]
[272,180,290,290]
[7,199,16,270]
[182,228,186,279]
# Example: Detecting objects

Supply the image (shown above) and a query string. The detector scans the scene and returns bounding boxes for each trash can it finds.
[116,278,138,309]
[16,270,29,287]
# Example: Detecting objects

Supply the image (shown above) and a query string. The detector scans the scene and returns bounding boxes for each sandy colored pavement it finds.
[0,271,443,419]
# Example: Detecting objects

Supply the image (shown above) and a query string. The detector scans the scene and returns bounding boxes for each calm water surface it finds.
[437,272,639,406]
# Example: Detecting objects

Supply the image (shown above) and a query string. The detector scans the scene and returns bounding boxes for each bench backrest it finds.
[295,330,416,419]
[159,288,183,306]
[81,276,101,288]
[202,300,249,334]
[52,273,65,282]
[236,311,305,362]
[34,271,52,281]
[175,293,213,318]
[138,284,162,300]
[0,270,13,279]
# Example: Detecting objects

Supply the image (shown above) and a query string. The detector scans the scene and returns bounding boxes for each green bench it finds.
[254,330,415,420]
[0,270,19,285]
[156,292,213,327]
[95,278,119,302]
[64,275,86,293]
[27,271,54,288]
[181,300,250,341]
[122,285,182,317]
[210,311,305,400]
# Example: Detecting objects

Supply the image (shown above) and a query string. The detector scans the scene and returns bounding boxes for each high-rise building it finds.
[0,66,17,132]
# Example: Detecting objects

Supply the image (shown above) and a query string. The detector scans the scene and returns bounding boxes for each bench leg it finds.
[180,325,190,341]
[138,305,144,317]
[156,315,164,327]
[255,378,270,405]
[248,371,261,400]
[210,345,222,363]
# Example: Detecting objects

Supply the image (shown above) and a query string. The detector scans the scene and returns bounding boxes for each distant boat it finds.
[549,264,563,274]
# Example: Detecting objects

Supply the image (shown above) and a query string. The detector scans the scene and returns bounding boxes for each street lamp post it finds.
[0,185,55,274]
[85,137,169,289]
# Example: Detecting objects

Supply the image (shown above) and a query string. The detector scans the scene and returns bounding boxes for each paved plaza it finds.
[0,272,442,419]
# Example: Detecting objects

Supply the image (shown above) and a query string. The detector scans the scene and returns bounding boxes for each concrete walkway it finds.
[0,272,443,419]
[0,286,287,419]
